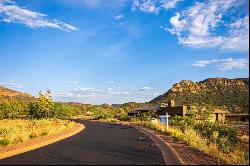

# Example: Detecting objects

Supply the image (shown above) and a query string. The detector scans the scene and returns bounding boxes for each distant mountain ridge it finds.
[0,86,34,102]
[151,78,249,113]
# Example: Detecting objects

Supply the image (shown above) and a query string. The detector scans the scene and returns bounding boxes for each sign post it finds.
[159,113,171,130]
[166,113,170,130]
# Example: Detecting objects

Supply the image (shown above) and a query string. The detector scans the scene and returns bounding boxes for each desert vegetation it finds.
[131,110,249,165]
[0,92,77,147]
[0,119,75,147]
[0,88,248,165]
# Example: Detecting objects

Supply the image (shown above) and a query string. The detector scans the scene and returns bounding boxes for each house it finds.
[127,105,161,117]
[225,113,249,122]
[128,100,231,123]
[208,109,230,123]
[157,100,188,116]
[158,100,230,123]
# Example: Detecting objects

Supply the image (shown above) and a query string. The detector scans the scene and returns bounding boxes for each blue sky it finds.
[0,0,249,104]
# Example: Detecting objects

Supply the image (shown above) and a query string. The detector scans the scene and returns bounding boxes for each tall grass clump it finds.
[0,119,75,147]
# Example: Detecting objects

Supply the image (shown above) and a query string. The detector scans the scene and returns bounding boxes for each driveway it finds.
[0,120,165,165]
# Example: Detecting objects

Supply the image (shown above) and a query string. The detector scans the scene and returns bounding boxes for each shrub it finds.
[0,138,10,146]
[29,92,73,119]
[171,115,240,153]
[29,93,55,119]
[52,103,71,118]
[194,121,239,153]
[92,107,113,120]
[0,100,27,119]
[117,114,130,121]
[170,115,195,132]
[146,120,248,165]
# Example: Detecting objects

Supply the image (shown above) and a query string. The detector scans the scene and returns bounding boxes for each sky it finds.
[0,0,249,104]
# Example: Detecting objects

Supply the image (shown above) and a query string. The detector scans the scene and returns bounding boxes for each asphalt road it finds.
[0,120,165,165]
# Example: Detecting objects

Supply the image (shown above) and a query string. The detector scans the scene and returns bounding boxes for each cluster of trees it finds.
[0,92,77,119]
[0,91,151,120]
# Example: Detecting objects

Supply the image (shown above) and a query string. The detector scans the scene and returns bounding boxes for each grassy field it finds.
[0,119,76,147]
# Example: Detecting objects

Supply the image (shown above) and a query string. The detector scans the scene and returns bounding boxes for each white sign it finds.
[159,113,171,129]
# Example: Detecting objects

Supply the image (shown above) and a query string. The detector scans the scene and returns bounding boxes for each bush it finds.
[194,121,239,153]
[29,93,55,119]
[92,107,113,120]
[0,100,28,119]
[52,103,71,118]
[117,114,130,121]
[170,115,195,132]
[171,115,240,153]
[28,92,77,119]
[0,138,10,146]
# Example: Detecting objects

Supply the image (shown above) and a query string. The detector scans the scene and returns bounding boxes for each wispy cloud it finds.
[52,83,157,104]
[113,14,124,24]
[114,14,123,21]
[0,81,22,89]
[132,0,160,14]
[132,0,181,14]
[167,0,249,52]
[59,0,126,9]
[0,0,78,32]
[161,0,181,10]
[106,81,114,84]
[192,58,249,70]
[138,86,151,91]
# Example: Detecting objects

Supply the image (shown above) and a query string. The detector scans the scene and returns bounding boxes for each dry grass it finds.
[0,119,76,147]
[145,121,249,165]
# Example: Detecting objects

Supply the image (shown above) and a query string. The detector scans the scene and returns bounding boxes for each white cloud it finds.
[117,91,130,95]
[113,14,124,24]
[107,81,114,84]
[0,0,78,32]
[138,86,151,91]
[53,92,73,97]
[59,0,126,9]
[192,58,249,70]
[167,0,249,52]
[216,58,249,70]
[132,0,160,14]
[161,0,181,10]
[107,88,112,91]
[0,82,22,89]
[53,83,158,104]
[114,14,123,21]
[132,0,181,13]
[167,12,186,36]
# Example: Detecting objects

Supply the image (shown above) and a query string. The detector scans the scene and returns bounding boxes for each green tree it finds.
[194,103,214,121]
[136,110,156,124]
[29,92,55,118]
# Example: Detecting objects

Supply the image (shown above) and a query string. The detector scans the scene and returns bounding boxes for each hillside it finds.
[0,86,34,102]
[151,78,249,113]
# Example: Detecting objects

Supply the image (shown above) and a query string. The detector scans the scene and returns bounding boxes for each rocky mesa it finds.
[151,78,249,113]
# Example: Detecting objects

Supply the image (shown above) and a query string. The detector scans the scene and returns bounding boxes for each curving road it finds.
[0,120,165,165]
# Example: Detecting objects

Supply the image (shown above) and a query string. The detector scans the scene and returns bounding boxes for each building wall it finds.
[158,106,187,116]
[225,114,249,122]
